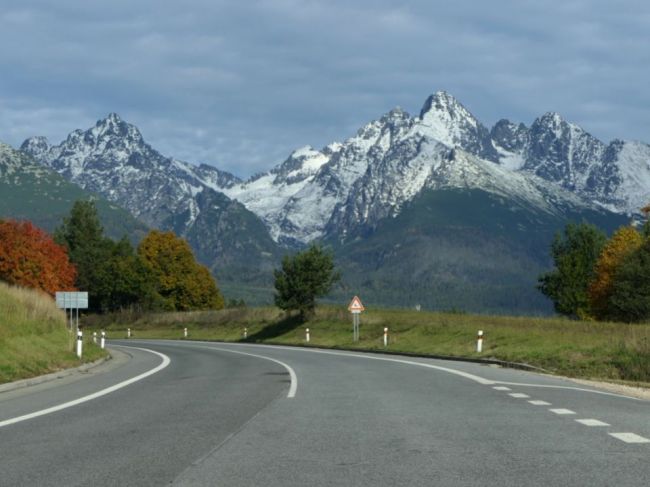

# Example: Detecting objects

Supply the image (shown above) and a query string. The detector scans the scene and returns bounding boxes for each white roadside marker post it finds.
[306,328,310,343]
[100,331,106,349]
[93,332,97,344]
[244,327,248,339]
[76,329,83,358]
[184,327,188,338]
[477,330,483,353]
[383,327,388,347]
[127,328,131,338]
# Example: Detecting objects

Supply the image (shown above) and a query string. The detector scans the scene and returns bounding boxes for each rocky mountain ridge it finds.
[16,92,645,310]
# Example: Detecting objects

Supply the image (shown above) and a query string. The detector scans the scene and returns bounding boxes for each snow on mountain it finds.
[20,114,279,286]
[20,114,240,232]
[18,91,650,253]
[222,107,414,245]
[599,140,650,213]
[414,91,499,162]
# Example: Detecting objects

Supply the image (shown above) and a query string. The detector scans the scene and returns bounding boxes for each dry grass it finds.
[87,305,650,383]
[0,281,106,383]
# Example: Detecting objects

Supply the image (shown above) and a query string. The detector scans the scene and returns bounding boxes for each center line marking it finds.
[609,432,650,444]
[549,408,576,415]
[528,400,551,406]
[493,386,511,391]
[576,419,610,427]
[508,393,530,398]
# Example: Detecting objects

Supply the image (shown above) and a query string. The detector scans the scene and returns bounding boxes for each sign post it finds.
[56,292,89,352]
[347,296,365,342]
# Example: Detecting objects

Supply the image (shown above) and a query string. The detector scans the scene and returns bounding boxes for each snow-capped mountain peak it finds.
[414,90,498,162]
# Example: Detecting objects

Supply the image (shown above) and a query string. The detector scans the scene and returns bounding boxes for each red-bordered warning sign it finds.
[348,295,365,313]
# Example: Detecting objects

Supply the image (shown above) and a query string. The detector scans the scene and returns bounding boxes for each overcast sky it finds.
[1,0,649,178]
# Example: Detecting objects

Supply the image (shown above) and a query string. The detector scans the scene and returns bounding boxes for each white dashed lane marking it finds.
[508,393,530,398]
[487,384,648,446]
[609,433,650,444]
[550,408,576,415]
[528,400,551,406]
[576,419,610,427]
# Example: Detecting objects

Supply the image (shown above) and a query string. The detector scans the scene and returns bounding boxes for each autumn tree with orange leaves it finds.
[588,226,642,320]
[138,230,224,311]
[0,219,76,295]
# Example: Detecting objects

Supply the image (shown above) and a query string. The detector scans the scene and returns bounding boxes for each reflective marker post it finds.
[306,328,310,343]
[383,327,388,347]
[76,329,83,358]
[100,331,106,349]
[477,330,483,353]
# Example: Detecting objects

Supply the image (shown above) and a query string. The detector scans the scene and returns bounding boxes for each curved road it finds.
[1,339,649,486]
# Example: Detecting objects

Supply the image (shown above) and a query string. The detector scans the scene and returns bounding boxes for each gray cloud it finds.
[1,0,650,177]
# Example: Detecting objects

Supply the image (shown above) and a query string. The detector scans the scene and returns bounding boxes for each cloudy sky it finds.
[1,0,649,178]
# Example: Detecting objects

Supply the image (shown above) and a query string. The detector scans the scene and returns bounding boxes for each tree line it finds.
[539,208,650,323]
[0,200,224,312]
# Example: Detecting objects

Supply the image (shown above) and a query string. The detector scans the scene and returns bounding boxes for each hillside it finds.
[0,143,148,242]
[326,188,628,314]
[0,282,105,384]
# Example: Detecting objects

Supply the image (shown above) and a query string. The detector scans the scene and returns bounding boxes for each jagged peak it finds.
[534,111,566,127]
[20,135,51,154]
[380,106,411,123]
[290,145,318,158]
[418,90,467,119]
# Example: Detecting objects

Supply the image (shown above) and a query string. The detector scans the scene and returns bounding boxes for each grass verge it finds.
[0,282,107,384]
[85,305,650,384]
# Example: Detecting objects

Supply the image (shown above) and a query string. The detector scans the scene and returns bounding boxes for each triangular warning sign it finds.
[348,295,365,313]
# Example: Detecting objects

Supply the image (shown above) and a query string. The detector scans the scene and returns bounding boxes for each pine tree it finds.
[56,201,161,312]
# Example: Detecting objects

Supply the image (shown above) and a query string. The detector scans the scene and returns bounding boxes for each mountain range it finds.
[11,90,646,312]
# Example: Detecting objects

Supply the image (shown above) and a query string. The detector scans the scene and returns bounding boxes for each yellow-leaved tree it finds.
[137,230,224,311]
[588,225,642,320]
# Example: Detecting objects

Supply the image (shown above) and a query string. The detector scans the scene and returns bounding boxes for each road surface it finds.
[1,339,649,486]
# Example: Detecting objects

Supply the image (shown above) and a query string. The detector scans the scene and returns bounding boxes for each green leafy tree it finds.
[607,239,650,323]
[274,245,340,320]
[538,222,607,318]
[56,201,160,312]
[138,230,224,311]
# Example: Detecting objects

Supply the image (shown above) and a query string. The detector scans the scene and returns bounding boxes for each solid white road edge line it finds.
[0,346,170,429]
[186,341,493,385]
[193,345,298,399]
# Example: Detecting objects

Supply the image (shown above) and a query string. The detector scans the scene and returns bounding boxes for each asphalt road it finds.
[1,340,649,486]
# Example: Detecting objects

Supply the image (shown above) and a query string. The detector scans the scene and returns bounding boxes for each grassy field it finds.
[0,282,107,384]
[85,305,650,384]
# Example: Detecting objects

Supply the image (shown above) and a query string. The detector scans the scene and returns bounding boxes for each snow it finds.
[611,141,650,213]
[495,145,525,171]
[19,94,650,250]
